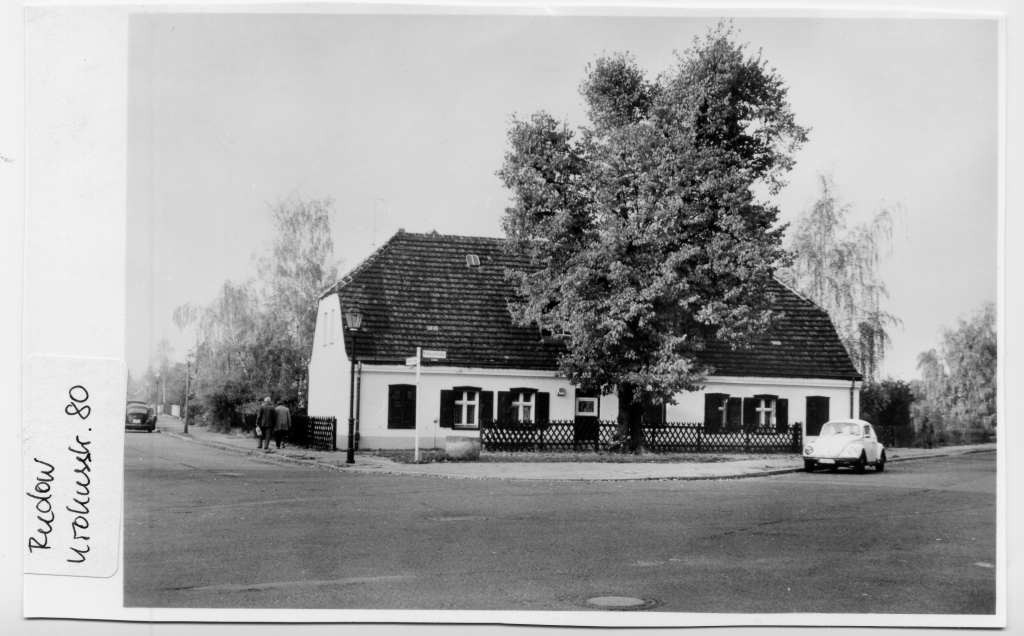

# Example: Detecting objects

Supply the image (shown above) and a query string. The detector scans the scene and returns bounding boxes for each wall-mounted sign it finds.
[404,356,420,367]
[422,350,447,360]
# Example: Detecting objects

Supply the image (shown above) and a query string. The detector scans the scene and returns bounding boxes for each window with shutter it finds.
[387,385,416,429]
[753,394,778,430]
[507,388,538,422]
[451,386,482,429]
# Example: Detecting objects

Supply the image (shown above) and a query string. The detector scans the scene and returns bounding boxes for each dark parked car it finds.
[126,400,156,432]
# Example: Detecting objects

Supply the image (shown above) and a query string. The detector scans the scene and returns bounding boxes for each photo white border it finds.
[2,1,1018,633]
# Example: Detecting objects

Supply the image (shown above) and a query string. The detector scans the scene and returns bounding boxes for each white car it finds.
[803,419,886,473]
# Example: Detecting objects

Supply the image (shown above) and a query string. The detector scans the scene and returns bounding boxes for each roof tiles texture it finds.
[324,232,861,381]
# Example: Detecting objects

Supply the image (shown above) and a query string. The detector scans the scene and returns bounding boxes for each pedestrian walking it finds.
[256,396,276,450]
[274,400,292,449]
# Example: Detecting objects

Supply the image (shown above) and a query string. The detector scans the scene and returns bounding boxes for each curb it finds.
[159,428,994,482]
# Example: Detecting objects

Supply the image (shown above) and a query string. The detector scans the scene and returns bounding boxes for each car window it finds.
[865,425,874,438]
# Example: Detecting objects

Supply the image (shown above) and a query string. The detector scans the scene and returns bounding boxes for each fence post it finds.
[697,426,703,453]
[332,417,337,452]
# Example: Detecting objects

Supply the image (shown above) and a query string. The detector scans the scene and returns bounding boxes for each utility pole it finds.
[183,357,191,434]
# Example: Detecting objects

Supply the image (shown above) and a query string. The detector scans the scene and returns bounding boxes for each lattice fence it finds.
[480,420,803,454]
[292,415,337,452]
[234,411,337,451]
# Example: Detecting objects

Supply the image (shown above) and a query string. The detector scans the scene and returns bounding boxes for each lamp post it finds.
[184,353,193,434]
[344,306,364,464]
[155,371,161,416]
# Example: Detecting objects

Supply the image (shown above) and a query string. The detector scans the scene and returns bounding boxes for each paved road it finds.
[124,418,996,613]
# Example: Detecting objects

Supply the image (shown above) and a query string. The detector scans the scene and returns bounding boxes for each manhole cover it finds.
[575,595,660,611]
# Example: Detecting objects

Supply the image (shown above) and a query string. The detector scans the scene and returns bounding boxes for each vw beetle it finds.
[803,418,886,473]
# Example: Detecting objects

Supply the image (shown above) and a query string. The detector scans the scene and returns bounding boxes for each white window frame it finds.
[755,398,776,428]
[513,392,535,422]
[454,390,479,428]
[575,397,598,417]
[718,397,728,427]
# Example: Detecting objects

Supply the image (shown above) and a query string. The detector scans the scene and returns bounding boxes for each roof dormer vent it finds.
[466,254,481,267]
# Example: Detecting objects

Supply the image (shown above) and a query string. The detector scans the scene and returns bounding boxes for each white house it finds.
[308,230,862,450]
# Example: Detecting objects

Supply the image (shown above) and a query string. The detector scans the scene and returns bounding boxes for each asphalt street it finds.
[123,419,997,614]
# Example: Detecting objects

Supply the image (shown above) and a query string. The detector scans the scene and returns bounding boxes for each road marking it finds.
[182,575,415,592]
[974,562,994,568]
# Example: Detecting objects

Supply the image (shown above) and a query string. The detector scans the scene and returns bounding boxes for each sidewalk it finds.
[157,419,996,482]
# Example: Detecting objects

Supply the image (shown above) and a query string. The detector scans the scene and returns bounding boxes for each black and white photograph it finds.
[120,9,1000,622]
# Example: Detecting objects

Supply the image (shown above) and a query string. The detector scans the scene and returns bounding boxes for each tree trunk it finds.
[617,383,646,454]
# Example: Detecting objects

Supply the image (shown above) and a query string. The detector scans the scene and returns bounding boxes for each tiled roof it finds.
[323,231,862,381]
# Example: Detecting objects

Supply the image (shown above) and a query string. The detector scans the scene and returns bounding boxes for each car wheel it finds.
[875,451,886,472]
[854,452,867,474]
[804,460,816,472]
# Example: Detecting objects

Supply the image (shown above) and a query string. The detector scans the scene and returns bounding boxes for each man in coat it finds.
[273,400,292,449]
[256,396,276,450]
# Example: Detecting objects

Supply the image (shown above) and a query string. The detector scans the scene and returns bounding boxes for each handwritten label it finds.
[23,355,126,577]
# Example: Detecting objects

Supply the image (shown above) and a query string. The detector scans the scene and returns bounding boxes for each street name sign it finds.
[422,350,447,359]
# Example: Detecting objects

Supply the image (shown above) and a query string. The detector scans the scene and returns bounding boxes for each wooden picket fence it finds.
[480,420,803,454]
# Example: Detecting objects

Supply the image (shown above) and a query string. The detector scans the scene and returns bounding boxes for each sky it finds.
[126,12,999,383]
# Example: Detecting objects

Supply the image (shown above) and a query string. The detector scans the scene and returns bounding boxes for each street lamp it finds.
[344,306,364,464]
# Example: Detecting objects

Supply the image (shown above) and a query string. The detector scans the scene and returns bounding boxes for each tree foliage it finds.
[498,26,808,450]
[913,302,997,432]
[860,378,915,429]
[174,193,340,426]
[777,172,901,381]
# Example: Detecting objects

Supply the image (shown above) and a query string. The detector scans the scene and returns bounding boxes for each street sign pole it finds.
[414,347,421,462]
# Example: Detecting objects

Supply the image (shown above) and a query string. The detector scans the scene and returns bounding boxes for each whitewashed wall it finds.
[357,365,575,449]
[306,294,349,424]
[664,377,861,440]
[307,298,861,449]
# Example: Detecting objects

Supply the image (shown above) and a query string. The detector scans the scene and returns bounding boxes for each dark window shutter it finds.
[643,397,664,425]
[497,391,513,423]
[479,391,494,425]
[388,385,416,430]
[743,398,757,433]
[727,397,742,430]
[402,387,416,429]
[536,392,550,423]
[776,398,789,432]
[704,393,727,431]
[439,390,455,428]
[387,386,402,429]
[806,396,830,436]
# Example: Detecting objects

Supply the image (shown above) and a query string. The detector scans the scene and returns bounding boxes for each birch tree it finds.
[777,172,901,380]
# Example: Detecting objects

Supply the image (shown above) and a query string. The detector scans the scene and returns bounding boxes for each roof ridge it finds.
[319,235,400,299]
[772,277,822,310]
[402,232,506,242]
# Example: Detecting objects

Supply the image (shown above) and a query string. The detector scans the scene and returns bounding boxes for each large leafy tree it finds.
[913,302,997,432]
[498,27,808,450]
[777,172,901,380]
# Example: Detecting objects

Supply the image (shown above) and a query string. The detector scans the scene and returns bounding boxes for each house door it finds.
[573,389,600,446]
[806,396,830,437]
